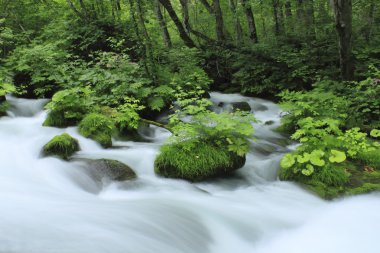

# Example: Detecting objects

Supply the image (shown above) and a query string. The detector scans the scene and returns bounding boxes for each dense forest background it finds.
[1,0,380,197]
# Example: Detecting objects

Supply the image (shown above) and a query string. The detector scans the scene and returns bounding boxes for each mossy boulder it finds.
[154,141,246,182]
[0,96,8,117]
[43,133,80,160]
[231,102,251,112]
[79,113,115,148]
[279,160,380,200]
[80,159,136,181]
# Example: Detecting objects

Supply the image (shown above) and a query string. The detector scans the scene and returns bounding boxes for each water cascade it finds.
[0,93,379,253]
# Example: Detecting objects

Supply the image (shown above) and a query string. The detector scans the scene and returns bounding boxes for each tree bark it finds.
[213,0,225,42]
[332,0,354,81]
[158,0,196,47]
[154,0,172,48]
[228,0,243,44]
[272,0,281,35]
[179,0,190,34]
[240,0,258,43]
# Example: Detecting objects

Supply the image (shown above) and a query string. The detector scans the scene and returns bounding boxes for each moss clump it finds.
[43,133,80,160]
[347,183,380,195]
[154,141,245,181]
[0,100,9,117]
[78,113,115,148]
[356,150,380,170]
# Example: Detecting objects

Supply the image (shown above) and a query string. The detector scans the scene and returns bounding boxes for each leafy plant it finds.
[44,87,93,127]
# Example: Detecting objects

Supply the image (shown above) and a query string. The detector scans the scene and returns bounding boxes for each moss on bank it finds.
[154,141,245,181]
[43,133,80,160]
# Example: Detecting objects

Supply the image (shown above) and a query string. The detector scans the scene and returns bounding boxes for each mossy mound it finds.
[78,113,115,148]
[81,159,136,181]
[154,141,246,182]
[43,110,80,127]
[0,100,9,117]
[279,160,380,200]
[43,133,80,160]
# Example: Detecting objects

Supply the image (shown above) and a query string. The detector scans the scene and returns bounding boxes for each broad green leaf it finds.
[281,154,296,169]
[329,150,346,163]
[302,164,314,176]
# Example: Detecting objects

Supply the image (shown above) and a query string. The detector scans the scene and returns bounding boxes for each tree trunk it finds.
[240,0,258,43]
[179,0,190,34]
[213,0,225,42]
[154,0,172,48]
[305,0,316,39]
[158,0,196,47]
[285,0,292,17]
[332,0,354,81]
[272,0,281,35]
[228,0,243,45]
[364,0,375,42]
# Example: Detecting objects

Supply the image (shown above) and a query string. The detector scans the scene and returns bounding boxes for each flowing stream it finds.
[0,93,379,253]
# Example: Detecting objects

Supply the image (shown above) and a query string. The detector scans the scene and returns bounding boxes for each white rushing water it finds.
[0,93,379,253]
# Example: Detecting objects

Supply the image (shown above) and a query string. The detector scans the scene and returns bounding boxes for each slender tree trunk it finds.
[136,0,157,82]
[179,0,190,34]
[240,0,258,43]
[285,0,292,17]
[213,0,225,42]
[332,0,354,81]
[229,0,243,45]
[259,0,267,37]
[158,0,196,47]
[272,0,281,35]
[154,0,172,48]
[364,0,375,42]
[305,0,316,39]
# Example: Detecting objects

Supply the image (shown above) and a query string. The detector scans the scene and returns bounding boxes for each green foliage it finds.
[79,113,115,148]
[348,183,380,195]
[43,133,79,160]
[0,82,15,96]
[154,140,245,181]
[112,97,144,132]
[279,89,350,132]
[5,41,69,97]
[44,87,93,127]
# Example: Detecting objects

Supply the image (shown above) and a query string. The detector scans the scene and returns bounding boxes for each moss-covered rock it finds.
[43,133,80,160]
[231,102,251,112]
[279,160,380,200]
[78,113,115,148]
[154,141,246,181]
[0,96,8,117]
[81,159,136,181]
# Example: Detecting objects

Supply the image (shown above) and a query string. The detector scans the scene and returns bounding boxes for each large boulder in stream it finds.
[42,133,80,160]
[79,159,137,181]
[154,141,246,182]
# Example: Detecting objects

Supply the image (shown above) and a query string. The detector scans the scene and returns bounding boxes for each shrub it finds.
[43,133,79,160]
[78,113,115,148]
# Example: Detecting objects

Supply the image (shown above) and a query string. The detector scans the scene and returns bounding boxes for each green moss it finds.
[154,141,245,182]
[0,101,9,116]
[311,165,349,187]
[347,183,380,195]
[43,133,80,160]
[357,149,380,170]
[78,113,115,148]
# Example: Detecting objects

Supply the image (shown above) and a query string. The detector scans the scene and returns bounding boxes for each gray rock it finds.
[78,158,137,181]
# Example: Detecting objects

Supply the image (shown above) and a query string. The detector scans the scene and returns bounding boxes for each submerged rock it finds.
[43,133,80,160]
[154,141,245,182]
[79,158,137,181]
[231,102,251,112]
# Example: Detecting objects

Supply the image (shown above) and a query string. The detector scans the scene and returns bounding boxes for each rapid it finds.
[0,93,379,253]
